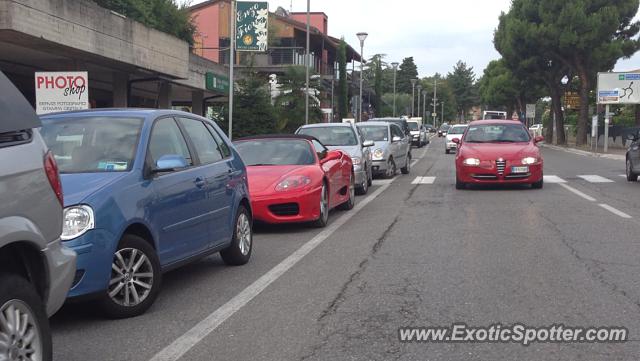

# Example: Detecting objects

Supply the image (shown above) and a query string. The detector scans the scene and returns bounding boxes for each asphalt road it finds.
[51,137,640,360]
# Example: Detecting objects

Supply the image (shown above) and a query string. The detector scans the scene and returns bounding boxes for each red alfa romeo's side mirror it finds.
[452,138,460,144]
[534,136,545,143]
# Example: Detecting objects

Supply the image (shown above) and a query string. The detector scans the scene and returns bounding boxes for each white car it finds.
[445,124,468,154]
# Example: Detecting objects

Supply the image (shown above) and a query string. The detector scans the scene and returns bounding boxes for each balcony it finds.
[236,47,335,76]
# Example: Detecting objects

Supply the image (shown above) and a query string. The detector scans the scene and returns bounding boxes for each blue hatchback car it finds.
[40,109,252,318]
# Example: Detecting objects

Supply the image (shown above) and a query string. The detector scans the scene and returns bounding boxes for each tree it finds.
[337,38,349,121]
[494,1,570,144]
[536,0,640,145]
[274,66,323,132]
[367,54,387,116]
[220,65,276,138]
[94,0,196,44]
[397,57,419,94]
[478,60,519,112]
[447,61,478,120]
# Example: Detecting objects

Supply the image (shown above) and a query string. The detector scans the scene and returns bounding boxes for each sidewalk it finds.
[540,143,626,161]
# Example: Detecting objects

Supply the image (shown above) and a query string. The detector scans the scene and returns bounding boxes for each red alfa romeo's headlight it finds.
[275,176,312,192]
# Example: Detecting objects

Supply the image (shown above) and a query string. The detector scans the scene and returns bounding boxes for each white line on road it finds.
[149,176,398,361]
[578,175,614,183]
[620,174,627,178]
[599,204,632,219]
[543,175,567,184]
[558,183,597,202]
[411,176,436,185]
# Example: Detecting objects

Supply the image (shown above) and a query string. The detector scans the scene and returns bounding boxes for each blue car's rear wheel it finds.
[100,235,161,319]
[220,205,253,266]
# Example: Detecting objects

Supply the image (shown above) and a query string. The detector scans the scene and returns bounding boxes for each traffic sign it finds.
[432,112,437,117]
[597,72,640,104]
[526,104,536,118]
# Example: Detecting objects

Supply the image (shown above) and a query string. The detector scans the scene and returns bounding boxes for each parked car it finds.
[296,123,374,195]
[0,71,76,361]
[626,131,640,181]
[407,121,429,148]
[234,135,354,228]
[438,124,450,137]
[357,122,412,178]
[454,119,544,190]
[371,117,412,138]
[445,124,468,154]
[425,124,436,133]
[39,109,252,318]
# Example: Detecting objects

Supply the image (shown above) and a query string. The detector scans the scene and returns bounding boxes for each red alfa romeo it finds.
[234,135,355,227]
[454,120,544,189]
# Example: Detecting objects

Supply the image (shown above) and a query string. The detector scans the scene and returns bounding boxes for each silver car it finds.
[0,72,76,361]
[297,123,374,195]
[408,121,429,148]
[357,121,412,178]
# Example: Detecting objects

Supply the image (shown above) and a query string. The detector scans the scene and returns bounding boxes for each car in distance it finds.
[0,71,76,361]
[357,122,412,178]
[438,124,450,137]
[40,109,252,318]
[296,123,373,195]
[445,124,468,154]
[626,132,640,181]
[234,135,355,228]
[454,119,544,190]
[482,110,508,120]
[425,124,436,133]
[407,120,428,148]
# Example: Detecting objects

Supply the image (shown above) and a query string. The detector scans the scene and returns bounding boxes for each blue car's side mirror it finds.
[154,155,188,173]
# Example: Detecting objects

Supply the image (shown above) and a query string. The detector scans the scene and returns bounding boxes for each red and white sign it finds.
[35,72,89,114]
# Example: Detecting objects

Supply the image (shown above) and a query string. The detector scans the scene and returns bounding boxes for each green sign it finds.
[236,1,268,52]
[206,72,230,93]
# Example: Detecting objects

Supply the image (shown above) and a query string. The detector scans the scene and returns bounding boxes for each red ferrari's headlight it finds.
[275,176,312,192]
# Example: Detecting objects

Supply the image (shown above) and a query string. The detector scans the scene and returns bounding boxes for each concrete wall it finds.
[0,0,189,78]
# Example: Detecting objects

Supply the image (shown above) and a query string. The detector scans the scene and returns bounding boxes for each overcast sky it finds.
[188,0,640,77]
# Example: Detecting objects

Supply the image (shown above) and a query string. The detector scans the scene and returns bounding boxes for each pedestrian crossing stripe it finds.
[411,176,436,185]
[577,175,614,183]
[543,175,567,184]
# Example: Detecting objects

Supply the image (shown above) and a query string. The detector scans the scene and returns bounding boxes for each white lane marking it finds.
[411,176,436,184]
[411,159,418,167]
[372,179,394,186]
[620,174,627,178]
[578,175,615,183]
[149,178,397,361]
[544,175,567,184]
[599,204,632,219]
[558,183,597,202]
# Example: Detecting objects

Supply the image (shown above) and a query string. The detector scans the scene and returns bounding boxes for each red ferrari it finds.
[234,135,355,227]
[454,120,544,189]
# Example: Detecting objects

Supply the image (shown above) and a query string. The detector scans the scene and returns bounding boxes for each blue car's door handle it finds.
[194,177,207,188]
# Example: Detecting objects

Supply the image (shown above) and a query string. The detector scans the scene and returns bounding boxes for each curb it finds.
[540,143,625,161]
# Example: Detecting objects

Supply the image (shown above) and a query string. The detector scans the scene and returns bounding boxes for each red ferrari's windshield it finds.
[464,124,530,143]
[235,139,315,166]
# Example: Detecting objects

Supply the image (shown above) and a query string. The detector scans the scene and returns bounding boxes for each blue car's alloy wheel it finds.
[100,235,162,319]
[220,205,253,266]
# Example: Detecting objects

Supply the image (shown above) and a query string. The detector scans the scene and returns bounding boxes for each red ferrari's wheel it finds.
[312,183,329,228]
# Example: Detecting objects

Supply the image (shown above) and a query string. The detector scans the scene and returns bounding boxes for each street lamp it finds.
[410,79,418,117]
[422,90,427,122]
[356,32,368,122]
[416,84,422,120]
[391,62,399,117]
[432,78,438,127]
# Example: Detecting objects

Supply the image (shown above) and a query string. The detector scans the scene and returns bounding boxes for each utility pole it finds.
[410,79,417,117]
[356,32,368,122]
[416,85,422,120]
[432,78,438,128]
[391,62,399,117]
[228,0,236,139]
[304,0,310,124]
[422,90,427,123]
[441,101,444,128]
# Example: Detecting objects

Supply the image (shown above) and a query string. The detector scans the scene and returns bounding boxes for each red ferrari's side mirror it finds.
[534,136,545,143]
[321,150,341,163]
[452,138,460,144]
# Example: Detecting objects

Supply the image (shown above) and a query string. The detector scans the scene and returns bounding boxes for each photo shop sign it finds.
[35,72,89,114]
